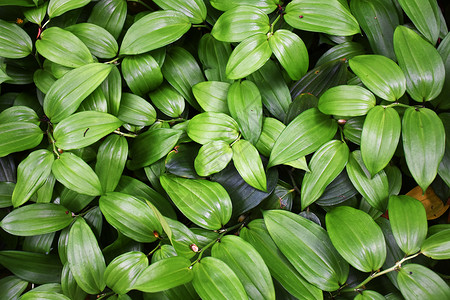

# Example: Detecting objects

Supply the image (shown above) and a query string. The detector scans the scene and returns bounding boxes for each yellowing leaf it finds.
[406,186,449,220]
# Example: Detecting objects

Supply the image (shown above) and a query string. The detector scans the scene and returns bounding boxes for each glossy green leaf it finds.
[0,203,72,236]
[211,6,270,42]
[88,0,127,39]
[343,116,364,145]
[388,195,427,255]
[402,107,445,192]
[43,63,113,123]
[36,27,94,68]
[77,87,108,113]
[160,175,232,230]
[99,192,162,242]
[226,34,272,80]
[255,117,285,157]
[284,0,360,36]
[354,290,386,300]
[192,256,247,300]
[95,135,128,193]
[0,106,37,125]
[397,264,450,300]
[210,0,277,14]
[0,182,14,208]
[349,55,406,101]
[240,220,322,300]
[52,152,102,196]
[67,217,106,294]
[47,0,90,18]
[0,19,32,59]
[59,187,94,213]
[149,82,185,118]
[192,81,230,114]
[133,256,193,292]
[393,26,445,102]
[101,65,122,116]
[349,0,399,60]
[316,41,366,67]
[318,85,376,117]
[0,122,43,158]
[0,276,28,300]
[212,235,275,300]
[198,34,232,82]
[187,112,240,145]
[264,209,348,291]
[61,263,86,300]
[165,218,199,258]
[120,10,190,56]
[232,140,267,191]
[118,93,156,126]
[268,108,338,168]
[152,0,206,24]
[0,251,62,284]
[360,106,401,176]
[24,2,48,26]
[194,141,232,177]
[269,29,308,80]
[346,150,389,211]
[161,47,205,110]
[104,251,148,294]
[301,140,349,210]
[11,150,53,207]
[227,81,263,144]
[53,111,123,150]
[326,206,386,272]
[128,128,182,170]
[23,233,55,254]
[421,229,450,260]
[122,54,163,96]
[65,23,118,59]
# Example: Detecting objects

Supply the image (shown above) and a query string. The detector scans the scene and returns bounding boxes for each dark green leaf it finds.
[152,0,206,24]
[315,169,359,206]
[198,33,232,82]
[165,218,199,258]
[0,181,14,208]
[0,19,32,59]
[187,112,240,145]
[316,41,366,67]
[61,263,86,300]
[47,0,90,18]
[343,116,365,145]
[0,122,43,158]
[0,276,28,300]
[77,87,108,113]
[194,141,232,177]
[101,65,122,116]
[318,85,376,117]
[118,93,157,126]
[122,54,163,96]
[149,82,185,118]
[88,0,127,39]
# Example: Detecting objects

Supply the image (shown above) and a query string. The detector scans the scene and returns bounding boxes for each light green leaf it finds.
[326,206,386,272]
[210,0,278,14]
[318,85,376,117]
[0,19,32,59]
[421,229,450,260]
[187,112,240,145]
[232,140,267,192]
[165,218,199,259]
[118,93,157,126]
[194,141,232,177]
[122,54,163,96]
[0,122,43,158]
[192,81,230,114]
[149,82,185,118]
[24,2,48,26]
[152,0,206,24]
[48,0,90,18]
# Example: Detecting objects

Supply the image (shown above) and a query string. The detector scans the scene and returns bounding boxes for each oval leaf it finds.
[0,122,43,158]
[232,139,267,192]
[117,93,156,126]
[210,0,277,14]
[121,54,163,96]
[187,112,240,145]
[318,85,376,117]
[47,0,90,18]
[0,276,28,300]
[194,141,233,177]
[421,229,450,260]
[0,19,32,59]
[149,83,185,118]
[88,0,127,39]
[192,81,230,114]
[152,0,206,24]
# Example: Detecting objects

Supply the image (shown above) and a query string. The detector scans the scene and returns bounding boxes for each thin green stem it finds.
[147,241,162,256]
[270,14,281,34]
[382,102,411,109]
[46,129,60,159]
[229,134,241,147]
[158,117,185,124]
[113,130,138,138]
[41,19,50,29]
[97,291,115,300]
[105,57,120,64]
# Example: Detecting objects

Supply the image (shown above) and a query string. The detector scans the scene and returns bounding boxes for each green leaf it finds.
[48,0,90,18]
[346,150,389,211]
[360,106,401,176]
[354,290,386,300]
[0,106,38,125]
[101,65,122,116]
[397,264,450,300]
[192,81,230,114]
[316,41,366,67]
[0,251,62,284]
[0,276,28,300]
[52,152,102,196]
[160,174,232,230]
[226,34,272,80]
[53,111,123,150]
[210,0,277,14]
[21,291,70,300]
[149,82,185,118]
[198,34,232,83]
[88,0,127,39]
[43,63,113,123]
[36,27,94,68]
[211,6,270,42]
[284,0,360,36]
[118,93,157,126]
[77,87,108,113]
[393,26,445,102]
[349,55,406,101]
[194,141,232,177]
[227,80,263,144]
[0,122,43,158]
[388,195,427,255]
[264,209,348,291]
[0,203,72,236]
[240,220,322,300]
[99,192,162,243]
[122,54,163,96]
[349,0,399,61]
[152,0,206,24]
[211,235,275,300]
[301,140,349,209]
[343,116,364,145]
[187,112,240,145]
[326,206,387,272]
[61,262,86,300]
[268,108,338,168]
[32,69,55,93]
[0,182,14,208]
[269,29,308,80]
[161,47,205,110]
[165,218,199,258]
[120,10,191,56]
[65,23,119,59]
[397,0,440,44]
[402,107,445,192]
[0,19,32,59]
[133,256,193,292]
[104,251,148,295]
[11,150,53,207]
[67,217,106,294]
[24,2,48,26]
[232,140,267,191]
[421,229,450,260]
[192,256,247,300]
[318,85,376,117]
[128,128,182,170]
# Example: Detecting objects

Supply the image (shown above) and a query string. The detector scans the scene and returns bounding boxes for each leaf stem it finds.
[270,14,281,34]
[97,291,115,300]
[382,102,410,109]
[147,241,162,256]
[46,129,60,159]
[113,130,138,138]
